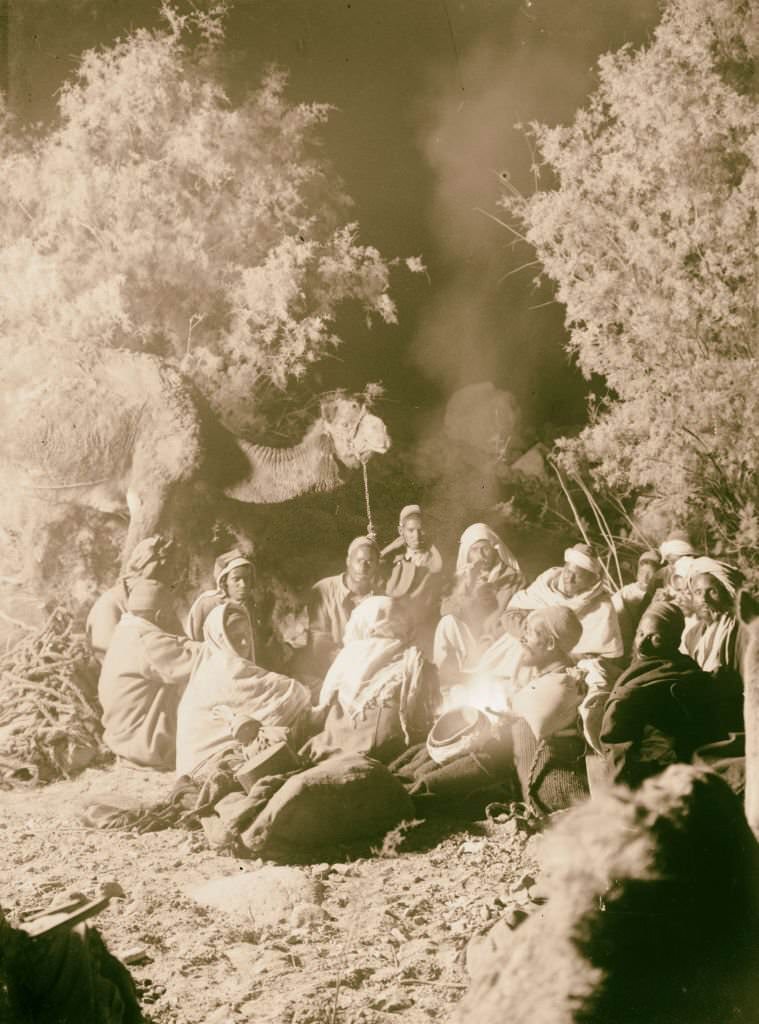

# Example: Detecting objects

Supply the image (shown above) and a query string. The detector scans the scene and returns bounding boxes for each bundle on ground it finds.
[0,611,109,788]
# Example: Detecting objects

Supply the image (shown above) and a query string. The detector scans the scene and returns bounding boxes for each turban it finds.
[641,601,685,638]
[343,596,407,643]
[348,535,380,558]
[124,535,172,579]
[213,549,254,588]
[456,522,519,575]
[398,504,422,528]
[564,543,602,578]
[127,579,167,615]
[686,557,743,599]
[638,549,661,568]
[529,606,583,656]
[672,555,697,581]
[660,531,696,560]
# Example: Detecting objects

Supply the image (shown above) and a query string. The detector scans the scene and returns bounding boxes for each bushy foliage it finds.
[0,2,399,434]
[0,4,417,619]
[502,0,759,584]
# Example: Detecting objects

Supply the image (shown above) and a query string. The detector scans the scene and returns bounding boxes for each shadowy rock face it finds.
[456,765,759,1024]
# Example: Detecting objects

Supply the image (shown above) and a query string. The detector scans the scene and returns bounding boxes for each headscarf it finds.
[641,601,685,639]
[685,557,743,600]
[455,523,521,579]
[638,550,661,569]
[342,595,408,644]
[175,602,310,778]
[318,597,410,709]
[398,504,422,528]
[672,555,697,583]
[528,606,582,657]
[124,535,173,580]
[564,543,603,578]
[660,531,696,560]
[347,535,380,559]
[213,549,254,589]
[202,600,254,650]
[126,579,167,615]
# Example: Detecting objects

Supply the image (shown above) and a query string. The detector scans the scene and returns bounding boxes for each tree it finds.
[0,3,417,618]
[502,0,759,581]
[0,2,401,435]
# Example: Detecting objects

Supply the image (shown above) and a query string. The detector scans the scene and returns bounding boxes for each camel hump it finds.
[1,350,204,487]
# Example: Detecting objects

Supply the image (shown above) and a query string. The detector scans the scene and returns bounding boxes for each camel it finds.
[2,349,391,569]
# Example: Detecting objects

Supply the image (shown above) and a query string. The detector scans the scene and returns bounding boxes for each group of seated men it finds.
[85,509,751,816]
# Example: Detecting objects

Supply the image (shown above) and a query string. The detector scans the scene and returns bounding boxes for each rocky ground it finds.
[0,763,542,1024]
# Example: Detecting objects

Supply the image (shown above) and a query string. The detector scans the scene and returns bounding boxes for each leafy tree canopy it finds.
[0,2,403,434]
[503,0,759,579]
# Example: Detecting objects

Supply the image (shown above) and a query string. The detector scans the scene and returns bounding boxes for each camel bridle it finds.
[342,404,377,541]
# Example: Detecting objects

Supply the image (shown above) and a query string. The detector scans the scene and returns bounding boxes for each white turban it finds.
[672,556,697,581]
[686,557,743,599]
[456,523,520,575]
[660,538,696,559]
[563,544,602,578]
[398,505,422,528]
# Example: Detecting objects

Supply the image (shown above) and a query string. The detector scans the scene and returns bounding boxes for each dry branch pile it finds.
[0,611,110,788]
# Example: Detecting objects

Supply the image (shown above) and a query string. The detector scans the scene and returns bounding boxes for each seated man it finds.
[601,602,722,788]
[506,543,623,658]
[185,548,255,642]
[612,549,661,657]
[297,535,383,685]
[509,606,589,814]
[86,534,178,661]
[681,557,744,676]
[473,543,623,698]
[99,579,202,770]
[381,504,444,658]
[176,602,311,779]
[434,522,524,691]
[302,596,438,766]
[396,606,586,815]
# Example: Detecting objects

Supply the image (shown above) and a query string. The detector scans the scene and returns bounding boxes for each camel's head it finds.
[320,392,391,469]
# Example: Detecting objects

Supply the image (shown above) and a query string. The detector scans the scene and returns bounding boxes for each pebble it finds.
[458,840,486,856]
[504,908,529,929]
[119,945,150,965]
[515,872,536,891]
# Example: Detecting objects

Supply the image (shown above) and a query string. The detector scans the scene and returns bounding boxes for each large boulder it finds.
[455,765,759,1024]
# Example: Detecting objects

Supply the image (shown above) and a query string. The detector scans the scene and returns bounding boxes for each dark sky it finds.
[1,0,660,441]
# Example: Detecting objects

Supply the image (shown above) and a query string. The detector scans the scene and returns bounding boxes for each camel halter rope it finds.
[361,461,376,542]
[346,405,377,542]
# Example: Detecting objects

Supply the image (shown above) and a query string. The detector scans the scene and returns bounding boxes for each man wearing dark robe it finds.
[601,602,722,788]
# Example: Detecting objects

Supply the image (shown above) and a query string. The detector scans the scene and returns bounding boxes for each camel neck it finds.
[223,422,342,503]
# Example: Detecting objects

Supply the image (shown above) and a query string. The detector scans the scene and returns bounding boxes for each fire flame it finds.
[440,674,512,717]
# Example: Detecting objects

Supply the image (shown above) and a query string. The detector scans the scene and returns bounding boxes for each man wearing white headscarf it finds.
[301,596,437,765]
[176,602,311,779]
[680,557,745,678]
[502,543,622,658]
[659,530,697,563]
[462,543,622,711]
[381,505,444,659]
[433,523,524,689]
